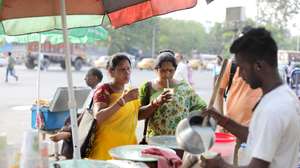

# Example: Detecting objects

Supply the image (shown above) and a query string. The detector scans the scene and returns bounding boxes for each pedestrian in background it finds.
[212,55,223,86]
[174,52,193,86]
[5,52,18,82]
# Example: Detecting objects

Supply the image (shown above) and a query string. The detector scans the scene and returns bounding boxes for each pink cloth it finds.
[141,147,182,168]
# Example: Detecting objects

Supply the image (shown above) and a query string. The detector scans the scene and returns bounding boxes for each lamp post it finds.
[151,25,156,58]
[297,33,299,51]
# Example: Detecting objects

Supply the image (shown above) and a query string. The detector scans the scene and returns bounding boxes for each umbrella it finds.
[0,0,199,160]
[0,0,198,34]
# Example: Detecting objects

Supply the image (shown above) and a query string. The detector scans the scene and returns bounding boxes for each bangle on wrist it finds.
[117,98,126,107]
[120,97,126,105]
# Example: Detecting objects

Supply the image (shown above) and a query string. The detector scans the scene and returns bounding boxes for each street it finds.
[0,65,213,145]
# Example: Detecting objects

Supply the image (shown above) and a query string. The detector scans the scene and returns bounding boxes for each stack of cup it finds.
[7,143,21,168]
[39,140,49,168]
[20,129,40,168]
[0,132,8,168]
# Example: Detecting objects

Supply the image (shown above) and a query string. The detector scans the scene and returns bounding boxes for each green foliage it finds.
[103,17,299,58]
[257,0,300,29]
[102,17,157,55]
[157,18,207,57]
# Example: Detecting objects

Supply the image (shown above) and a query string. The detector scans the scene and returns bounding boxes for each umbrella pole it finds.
[36,35,41,136]
[60,0,81,160]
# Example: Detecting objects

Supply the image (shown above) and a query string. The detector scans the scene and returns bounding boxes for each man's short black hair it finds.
[88,68,103,82]
[230,27,278,67]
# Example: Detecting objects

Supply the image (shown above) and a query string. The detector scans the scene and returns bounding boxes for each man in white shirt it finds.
[174,53,193,86]
[200,28,300,168]
[49,68,103,142]
[83,68,103,108]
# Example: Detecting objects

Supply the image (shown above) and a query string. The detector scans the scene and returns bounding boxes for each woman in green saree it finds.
[140,50,207,136]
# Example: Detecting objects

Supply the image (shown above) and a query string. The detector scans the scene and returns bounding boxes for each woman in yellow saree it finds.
[88,53,172,160]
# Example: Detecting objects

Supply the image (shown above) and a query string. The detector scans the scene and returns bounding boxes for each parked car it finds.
[93,56,110,68]
[188,59,203,70]
[93,53,136,69]
[137,58,155,70]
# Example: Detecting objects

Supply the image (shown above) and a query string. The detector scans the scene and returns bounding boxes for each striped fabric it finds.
[0,0,104,35]
[107,0,197,28]
[0,0,198,35]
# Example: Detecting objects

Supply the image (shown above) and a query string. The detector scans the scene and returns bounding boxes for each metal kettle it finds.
[175,112,215,154]
[175,59,228,154]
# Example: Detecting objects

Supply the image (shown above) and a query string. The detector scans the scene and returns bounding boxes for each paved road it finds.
[0,65,213,145]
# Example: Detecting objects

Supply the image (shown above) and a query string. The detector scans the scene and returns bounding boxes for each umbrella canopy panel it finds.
[0,0,104,35]
[2,26,108,44]
[0,0,198,35]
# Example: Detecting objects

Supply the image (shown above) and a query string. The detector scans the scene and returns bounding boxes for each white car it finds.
[93,56,110,69]
[93,53,136,69]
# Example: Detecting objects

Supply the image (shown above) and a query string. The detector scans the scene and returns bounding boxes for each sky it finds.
[163,0,300,35]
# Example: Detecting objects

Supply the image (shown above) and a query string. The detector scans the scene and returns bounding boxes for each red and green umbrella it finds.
[0,0,198,35]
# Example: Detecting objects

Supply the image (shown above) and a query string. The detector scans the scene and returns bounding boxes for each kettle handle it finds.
[202,59,228,126]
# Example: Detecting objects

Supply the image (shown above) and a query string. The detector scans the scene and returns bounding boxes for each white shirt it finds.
[174,62,189,84]
[246,85,300,168]
[83,83,101,109]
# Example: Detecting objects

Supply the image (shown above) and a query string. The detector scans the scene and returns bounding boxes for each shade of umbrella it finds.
[3,26,108,44]
[0,0,199,160]
[44,26,109,44]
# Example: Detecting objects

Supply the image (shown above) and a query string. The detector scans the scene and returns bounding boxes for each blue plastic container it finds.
[31,105,69,131]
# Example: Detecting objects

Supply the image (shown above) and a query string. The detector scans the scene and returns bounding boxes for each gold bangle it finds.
[117,100,123,107]
[120,98,126,105]
[117,99,124,107]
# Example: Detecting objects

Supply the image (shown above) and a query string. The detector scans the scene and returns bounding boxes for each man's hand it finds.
[200,153,225,168]
[201,108,223,123]
[123,88,139,103]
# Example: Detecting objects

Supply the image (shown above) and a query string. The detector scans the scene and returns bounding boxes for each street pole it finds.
[60,0,81,160]
[297,34,299,51]
[151,25,156,58]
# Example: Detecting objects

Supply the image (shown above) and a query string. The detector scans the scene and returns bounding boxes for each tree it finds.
[102,16,158,56]
[257,0,300,29]
[158,18,207,57]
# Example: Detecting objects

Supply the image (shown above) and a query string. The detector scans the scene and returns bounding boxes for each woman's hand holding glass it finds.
[153,90,173,106]
[123,88,139,103]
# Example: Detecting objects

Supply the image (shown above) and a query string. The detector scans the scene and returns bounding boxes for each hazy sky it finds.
[164,0,257,23]
[163,0,300,35]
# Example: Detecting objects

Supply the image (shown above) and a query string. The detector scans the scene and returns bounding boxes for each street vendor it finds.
[200,28,300,168]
